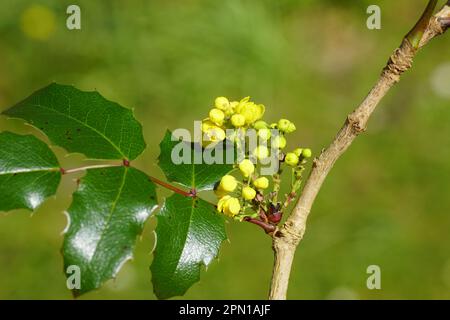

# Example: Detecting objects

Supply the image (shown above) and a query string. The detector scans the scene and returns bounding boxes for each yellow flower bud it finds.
[215,97,229,110]
[201,120,215,133]
[272,135,287,149]
[257,128,271,141]
[286,122,296,133]
[242,186,256,200]
[217,196,240,217]
[253,145,269,160]
[253,120,268,130]
[238,159,255,178]
[302,148,312,158]
[202,120,226,143]
[223,197,241,217]
[278,119,296,133]
[231,114,246,127]
[253,177,269,190]
[217,195,231,212]
[219,175,237,192]
[209,108,225,125]
[293,148,303,157]
[285,152,299,166]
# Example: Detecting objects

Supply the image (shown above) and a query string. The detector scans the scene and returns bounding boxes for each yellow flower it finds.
[219,175,237,192]
[231,114,246,127]
[215,97,230,110]
[253,145,269,160]
[272,135,287,149]
[236,97,265,124]
[238,159,255,178]
[217,196,241,217]
[285,152,299,166]
[209,108,225,125]
[242,186,257,200]
[253,177,269,190]
[217,195,230,212]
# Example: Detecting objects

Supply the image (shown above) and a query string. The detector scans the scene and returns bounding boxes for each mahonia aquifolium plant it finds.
[201,96,312,230]
[0,84,311,299]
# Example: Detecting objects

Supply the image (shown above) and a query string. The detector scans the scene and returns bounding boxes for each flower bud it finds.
[223,197,241,217]
[278,119,290,132]
[231,114,246,127]
[209,108,225,125]
[278,119,296,133]
[204,126,226,142]
[217,195,230,212]
[242,186,257,200]
[219,175,237,192]
[217,195,241,217]
[272,135,287,149]
[253,145,269,160]
[257,128,271,141]
[253,177,269,190]
[253,120,269,130]
[285,152,299,166]
[215,97,230,110]
[293,148,303,157]
[238,159,255,178]
[302,148,312,158]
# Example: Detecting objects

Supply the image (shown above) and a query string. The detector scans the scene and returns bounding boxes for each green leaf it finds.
[2,83,146,160]
[0,132,61,212]
[62,166,157,296]
[158,130,234,191]
[151,193,226,299]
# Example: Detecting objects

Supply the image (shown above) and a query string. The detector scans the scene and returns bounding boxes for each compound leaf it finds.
[0,132,61,212]
[63,166,157,296]
[151,193,226,299]
[158,130,234,191]
[2,83,146,160]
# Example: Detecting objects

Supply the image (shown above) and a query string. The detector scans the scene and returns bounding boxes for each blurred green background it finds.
[1,0,450,300]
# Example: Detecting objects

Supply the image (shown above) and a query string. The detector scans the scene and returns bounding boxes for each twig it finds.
[268,1,450,300]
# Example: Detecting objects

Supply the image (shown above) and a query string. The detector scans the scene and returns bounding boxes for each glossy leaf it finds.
[151,193,226,299]
[63,166,158,296]
[2,83,146,160]
[0,132,61,212]
[158,130,234,191]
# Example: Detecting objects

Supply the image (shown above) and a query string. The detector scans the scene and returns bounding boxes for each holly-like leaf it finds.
[158,130,234,191]
[0,132,61,212]
[151,193,226,299]
[2,83,146,160]
[62,166,157,296]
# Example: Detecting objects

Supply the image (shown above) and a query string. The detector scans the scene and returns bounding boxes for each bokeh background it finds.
[1,0,450,300]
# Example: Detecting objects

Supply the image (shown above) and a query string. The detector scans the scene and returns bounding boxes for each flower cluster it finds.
[202,96,265,145]
[205,96,312,226]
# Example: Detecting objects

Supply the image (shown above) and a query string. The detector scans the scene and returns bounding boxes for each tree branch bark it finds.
[269,2,450,300]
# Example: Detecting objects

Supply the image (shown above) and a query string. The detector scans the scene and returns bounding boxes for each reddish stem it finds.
[149,176,193,198]
[244,217,276,234]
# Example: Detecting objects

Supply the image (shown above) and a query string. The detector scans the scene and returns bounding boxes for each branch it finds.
[269,1,450,300]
